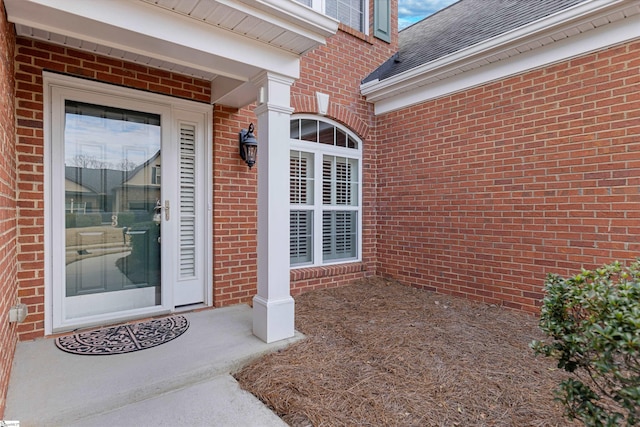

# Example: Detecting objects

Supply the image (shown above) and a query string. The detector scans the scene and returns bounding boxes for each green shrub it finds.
[531,260,640,426]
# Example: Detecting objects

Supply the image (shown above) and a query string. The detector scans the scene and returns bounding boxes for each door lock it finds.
[164,200,170,221]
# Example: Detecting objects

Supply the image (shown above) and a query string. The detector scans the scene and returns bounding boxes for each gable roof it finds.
[65,167,128,195]
[121,151,161,186]
[361,0,640,114]
[364,0,586,84]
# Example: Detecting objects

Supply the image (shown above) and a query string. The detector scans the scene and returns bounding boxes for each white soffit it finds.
[6,0,338,108]
[361,0,640,115]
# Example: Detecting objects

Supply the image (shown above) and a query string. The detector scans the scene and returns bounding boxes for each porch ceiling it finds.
[5,0,338,108]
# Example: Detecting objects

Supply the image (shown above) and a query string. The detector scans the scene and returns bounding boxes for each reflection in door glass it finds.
[64,101,162,319]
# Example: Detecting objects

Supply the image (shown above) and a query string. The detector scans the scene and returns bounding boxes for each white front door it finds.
[46,74,211,333]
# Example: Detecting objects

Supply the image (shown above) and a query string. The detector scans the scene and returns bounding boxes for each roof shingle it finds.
[364,0,587,83]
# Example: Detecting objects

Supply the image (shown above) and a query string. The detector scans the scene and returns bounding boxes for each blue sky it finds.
[398,0,458,30]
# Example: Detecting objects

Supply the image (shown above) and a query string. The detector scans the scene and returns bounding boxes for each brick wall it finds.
[13,37,211,339]
[375,40,640,313]
[0,0,17,416]
[212,104,259,306]
[288,4,398,295]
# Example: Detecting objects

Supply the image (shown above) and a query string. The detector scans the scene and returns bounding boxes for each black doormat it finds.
[55,315,189,355]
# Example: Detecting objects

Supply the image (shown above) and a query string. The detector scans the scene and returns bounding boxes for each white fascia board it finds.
[6,0,301,81]
[233,0,339,41]
[362,0,637,114]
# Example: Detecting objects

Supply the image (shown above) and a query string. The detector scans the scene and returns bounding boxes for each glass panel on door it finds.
[64,101,162,319]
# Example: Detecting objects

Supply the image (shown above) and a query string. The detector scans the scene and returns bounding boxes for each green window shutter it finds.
[374,0,391,42]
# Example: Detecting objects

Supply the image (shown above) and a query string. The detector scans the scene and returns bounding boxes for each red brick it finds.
[375,41,640,314]
[0,0,17,416]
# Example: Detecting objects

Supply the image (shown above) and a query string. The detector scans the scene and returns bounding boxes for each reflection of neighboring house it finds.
[65,151,160,218]
[113,150,161,213]
[65,167,128,213]
[64,178,94,213]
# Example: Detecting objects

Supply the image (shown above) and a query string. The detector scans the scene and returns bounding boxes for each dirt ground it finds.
[235,277,579,427]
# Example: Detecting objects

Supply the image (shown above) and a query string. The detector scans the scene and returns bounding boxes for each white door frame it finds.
[43,72,212,334]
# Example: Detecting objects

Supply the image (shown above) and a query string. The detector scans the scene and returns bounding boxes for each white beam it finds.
[6,0,301,81]
[220,0,338,44]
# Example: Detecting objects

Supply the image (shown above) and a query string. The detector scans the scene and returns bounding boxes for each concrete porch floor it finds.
[4,305,302,426]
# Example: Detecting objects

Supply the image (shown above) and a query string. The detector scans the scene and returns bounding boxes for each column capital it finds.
[254,103,294,116]
[251,70,296,89]
[251,71,295,113]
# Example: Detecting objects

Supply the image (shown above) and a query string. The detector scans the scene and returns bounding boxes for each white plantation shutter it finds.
[322,158,331,205]
[179,124,197,278]
[323,211,356,261]
[295,0,365,32]
[322,155,357,261]
[325,0,364,32]
[290,151,314,265]
[322,156,358,206]
[290,210,313,264]
[290,151,314,205]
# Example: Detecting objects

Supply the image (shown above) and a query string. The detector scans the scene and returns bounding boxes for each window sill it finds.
[290,262,366,281]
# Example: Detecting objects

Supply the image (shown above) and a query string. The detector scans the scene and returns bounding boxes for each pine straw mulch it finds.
[235,277,579,427]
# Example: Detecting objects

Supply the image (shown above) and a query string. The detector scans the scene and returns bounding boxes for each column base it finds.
[252,295,295,343]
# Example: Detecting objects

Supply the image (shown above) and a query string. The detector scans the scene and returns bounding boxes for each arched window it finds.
[289,116,362,267]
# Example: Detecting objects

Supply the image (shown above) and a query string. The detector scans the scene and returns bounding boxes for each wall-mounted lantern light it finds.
[239,123,258,169]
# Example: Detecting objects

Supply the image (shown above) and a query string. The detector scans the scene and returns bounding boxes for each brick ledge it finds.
[290,262,366,281]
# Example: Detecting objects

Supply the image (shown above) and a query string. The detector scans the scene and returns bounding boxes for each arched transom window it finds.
[289,116,362,267]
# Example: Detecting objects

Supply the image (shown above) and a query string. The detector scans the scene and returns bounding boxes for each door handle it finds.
[153,200,170,222]
[153,200,162,224]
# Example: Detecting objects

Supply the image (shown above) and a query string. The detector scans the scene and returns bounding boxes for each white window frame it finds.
[299,0,369,34]
[290,115,363,268]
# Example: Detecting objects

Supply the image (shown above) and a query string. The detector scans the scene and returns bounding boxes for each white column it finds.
[252,71,295,343]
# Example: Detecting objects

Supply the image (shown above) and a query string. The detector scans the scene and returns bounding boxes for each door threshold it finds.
[174,303,209,313]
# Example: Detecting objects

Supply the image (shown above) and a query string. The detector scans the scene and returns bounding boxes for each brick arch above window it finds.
[291,94,369,140]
